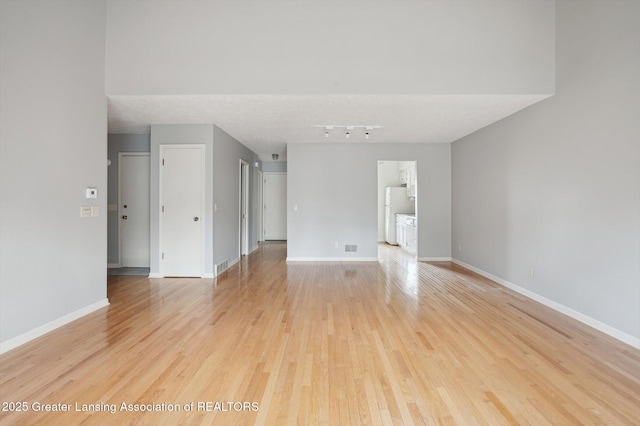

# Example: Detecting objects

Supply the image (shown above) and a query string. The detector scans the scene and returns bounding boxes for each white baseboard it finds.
[250,245,259,254]
[286,257,378,262]
[418,257,452,262]
[150,272,216,279]
[0,298,110,355]
[451,258,640,349]
[107,263,121,269]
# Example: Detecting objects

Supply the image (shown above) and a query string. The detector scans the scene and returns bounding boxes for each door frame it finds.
[117,151,150,268]
[239,159,250,257]
[376,160,418,259]
[257,170,263,242]
[159,144,206,277]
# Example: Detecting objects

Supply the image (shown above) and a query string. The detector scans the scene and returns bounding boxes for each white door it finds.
[240,160,249,256]
[119,153,150,267]
[160,145,205,277]
[257,170,263,242]
[263,172,287,240]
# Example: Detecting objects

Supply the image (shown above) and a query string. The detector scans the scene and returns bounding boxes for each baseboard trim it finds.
[286,257,378,262]
[451,258,640,349]
[418,257,452,262]
[107,263,121,269]
[149,272,215,279]
[250,245,259,254]
[0,298,110,355]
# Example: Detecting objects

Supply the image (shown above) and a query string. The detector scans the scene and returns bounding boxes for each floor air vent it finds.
[215,259,229,275]
[345,245,358,252]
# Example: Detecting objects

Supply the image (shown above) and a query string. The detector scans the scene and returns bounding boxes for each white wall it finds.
[0,1,108,347]
[106,0,554,96]
[288,144,450,260]
[452,0,640,343]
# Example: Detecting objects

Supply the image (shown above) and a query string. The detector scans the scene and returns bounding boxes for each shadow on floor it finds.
[107,267,150,276]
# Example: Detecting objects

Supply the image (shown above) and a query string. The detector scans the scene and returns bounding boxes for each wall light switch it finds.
[86,187,98,199]
[91,206,100,217]
[80,206,91,217]
[293,204,298,211]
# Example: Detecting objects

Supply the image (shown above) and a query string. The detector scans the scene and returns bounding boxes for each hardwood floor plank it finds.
[1,242,639,425]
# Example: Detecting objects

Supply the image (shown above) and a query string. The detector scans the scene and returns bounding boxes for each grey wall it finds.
[107,134,150,265]
[106,0,554,96]
[150,125,215,276]
[452,0,640,340]
[287,144,450,259]
[0,1,108,343]
[262,161,287,173]
[150,124,260,276]
[212,126,261,266]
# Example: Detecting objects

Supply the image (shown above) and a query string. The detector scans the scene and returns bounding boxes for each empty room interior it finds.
[1,0,639,424]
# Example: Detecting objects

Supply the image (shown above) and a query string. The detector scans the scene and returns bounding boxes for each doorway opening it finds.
[240,160,250,257]
[377,160,418,258]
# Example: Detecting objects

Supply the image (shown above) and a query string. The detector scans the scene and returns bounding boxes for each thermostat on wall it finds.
[86,187,98,199]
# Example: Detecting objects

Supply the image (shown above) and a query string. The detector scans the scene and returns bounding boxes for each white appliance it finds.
[384,187,415,245]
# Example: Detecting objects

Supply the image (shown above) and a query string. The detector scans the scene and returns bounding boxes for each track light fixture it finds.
[315,125,383,140]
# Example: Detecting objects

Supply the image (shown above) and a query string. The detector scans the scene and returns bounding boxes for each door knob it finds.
[194,217,199,221]
[122,215,128,220]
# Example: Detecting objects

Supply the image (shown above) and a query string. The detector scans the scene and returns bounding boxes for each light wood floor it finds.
[1,243,639,425]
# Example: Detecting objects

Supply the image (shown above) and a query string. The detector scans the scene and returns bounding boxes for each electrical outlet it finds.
[529,267,535,278]
[458,244,462,252]
[80,206,91,217]
[334,242,339,249]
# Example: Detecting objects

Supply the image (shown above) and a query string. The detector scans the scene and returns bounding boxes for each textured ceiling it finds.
[107,94,550,161]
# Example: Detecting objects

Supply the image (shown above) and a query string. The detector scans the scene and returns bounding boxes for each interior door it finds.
[263,172,287,240]
[119,153,150,267]
[160,145,204,277]
[240,160,249,256]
